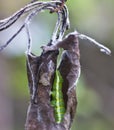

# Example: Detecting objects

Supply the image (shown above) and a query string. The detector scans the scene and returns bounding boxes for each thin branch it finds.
[76,31,111,55]
[0,1,69,52]
[0,1,62,31]
[0,25,25,51]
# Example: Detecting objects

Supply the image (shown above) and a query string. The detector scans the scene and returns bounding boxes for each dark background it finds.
[0,0,114,130]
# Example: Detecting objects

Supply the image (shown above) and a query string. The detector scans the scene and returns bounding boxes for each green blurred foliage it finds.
[77,77,101,117]
[72,77,114,130]
[9,56,29,97]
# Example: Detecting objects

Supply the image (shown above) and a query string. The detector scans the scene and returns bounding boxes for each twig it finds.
[0,1,69,52]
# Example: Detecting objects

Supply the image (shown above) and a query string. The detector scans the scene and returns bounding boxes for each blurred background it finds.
[0,0,114,130]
